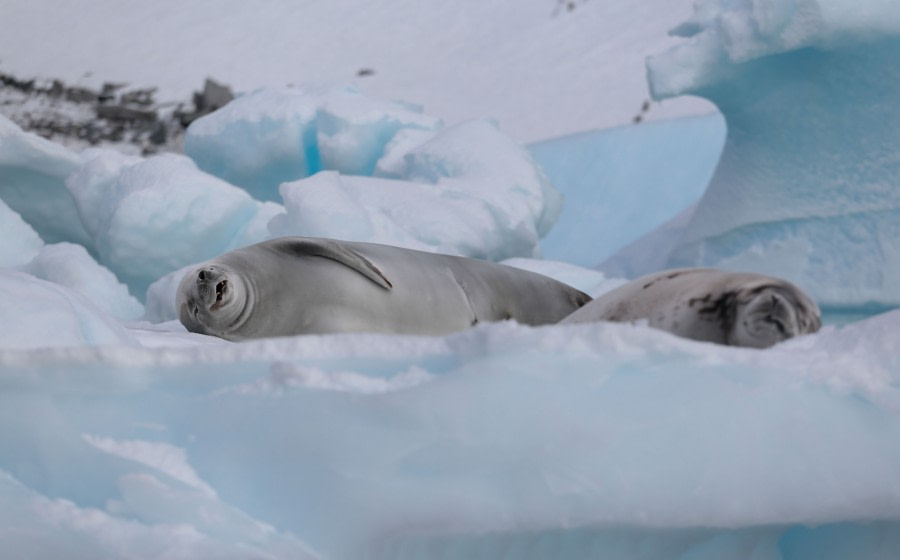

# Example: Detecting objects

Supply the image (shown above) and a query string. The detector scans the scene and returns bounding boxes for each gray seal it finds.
[177,237,591,340]
[561,268,820,348]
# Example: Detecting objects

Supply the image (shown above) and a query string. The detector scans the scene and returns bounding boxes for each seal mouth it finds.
[209,279,228,311]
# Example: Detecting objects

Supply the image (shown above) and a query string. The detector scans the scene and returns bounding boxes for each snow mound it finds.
[0,197,44,267]
[19,242,144,320]
[0,270,137,349]
[184,86,442,202]
[0,115,88,246]
[270,120,561,260]
[644,0,900,308]
[66,149,282,297]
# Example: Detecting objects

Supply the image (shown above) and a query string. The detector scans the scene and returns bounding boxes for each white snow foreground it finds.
[640,0,900,309]
[0,314,899,559]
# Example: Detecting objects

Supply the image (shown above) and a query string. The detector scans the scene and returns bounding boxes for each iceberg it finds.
[0,197,44,267]
[184,86,442,202]
[646,0,900,310]
[19,242,144,321]
[0,270,137,349]
[66,149,282,297]
[529,114,724,268]
[271,120,561,260]
[0,115,89,247]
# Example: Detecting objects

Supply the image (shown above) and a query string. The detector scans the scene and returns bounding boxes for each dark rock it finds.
[48,80,65,97]
[100,82,126,103]
[177,78,234,126]
[66,86,98,103]
[148,121,168,145]
[121,87,156,106]
[198,78,233,112]
[96,104,158,123]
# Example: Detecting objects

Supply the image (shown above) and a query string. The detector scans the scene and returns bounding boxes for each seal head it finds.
[729,284,822,348]
[177,264,248,338]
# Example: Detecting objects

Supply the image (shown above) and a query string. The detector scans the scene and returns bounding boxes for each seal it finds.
[560,268,820,348]
[177,237,591,340]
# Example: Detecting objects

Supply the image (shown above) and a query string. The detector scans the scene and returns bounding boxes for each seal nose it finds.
[198,270,206,281]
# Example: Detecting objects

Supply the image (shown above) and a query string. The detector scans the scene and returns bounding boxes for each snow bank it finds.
[0,270,137,349]
[0,310,899,558]
[19,243,144,320]
[0,115,89,246]
[184,86,441,202]
[646,0,900,308]
[66,149,282,297]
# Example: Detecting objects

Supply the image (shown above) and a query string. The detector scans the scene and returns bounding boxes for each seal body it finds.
[561,268,820,348]
[177,237,591,340]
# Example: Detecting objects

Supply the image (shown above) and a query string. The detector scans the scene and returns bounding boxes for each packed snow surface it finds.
[1,0,900,558]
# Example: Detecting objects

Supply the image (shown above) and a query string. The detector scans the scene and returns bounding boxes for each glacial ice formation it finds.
[0,115,89,247]
[271,120,561,261]
[19,242,144,321]
[65,149,283,297]
[184,86,442,201]
[529,114,724,268]
[0,270,137,348]
[646,0,900,309]
[0,197,44,267]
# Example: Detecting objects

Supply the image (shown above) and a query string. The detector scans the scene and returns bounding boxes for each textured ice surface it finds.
[66,149,282,297]
[0,115,89,246]
[0,197,44,267]
[529,114,724,268]
[19,242,144,320]
[184,86,442,201]
[270,119,560,260]
[646,0,900,308]
[0,270,137,349]
[0,311,898,558]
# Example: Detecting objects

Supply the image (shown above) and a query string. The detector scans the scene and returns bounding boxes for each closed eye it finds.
[765,315,786,335]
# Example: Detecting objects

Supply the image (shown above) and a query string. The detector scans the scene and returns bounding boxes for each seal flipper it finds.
[267,237,393,290]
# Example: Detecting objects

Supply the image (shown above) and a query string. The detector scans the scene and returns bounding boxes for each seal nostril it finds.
[199,270,206,281]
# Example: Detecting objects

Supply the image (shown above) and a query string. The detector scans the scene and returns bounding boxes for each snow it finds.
[268,118,561,261]
[0,197,44,267]
[1,0,899,558]
[184,86,443,202]
[1,315,900,558]
[0,0,715,143]
[66,149,282,297]
[19,242,144,320]
[0,270,137,349]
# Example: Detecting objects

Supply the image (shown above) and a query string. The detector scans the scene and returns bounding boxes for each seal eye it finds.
[766,315,787,335]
